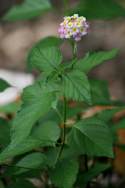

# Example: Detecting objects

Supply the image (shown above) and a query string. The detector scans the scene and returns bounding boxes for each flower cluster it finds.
[58,14,89,41]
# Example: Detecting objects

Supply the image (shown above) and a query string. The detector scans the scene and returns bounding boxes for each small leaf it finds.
[28,46,62,73]
[3,0,51,21]
[74,49,118,73]
[68,118,114,157]
[15,152,46,174]
[50,159,79,188]
[0,79,10,92]
[62,70,91,104]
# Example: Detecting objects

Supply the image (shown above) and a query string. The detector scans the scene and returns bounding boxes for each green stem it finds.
[55,97,67,163]
[71,40,78,68]
[73,42,77,59]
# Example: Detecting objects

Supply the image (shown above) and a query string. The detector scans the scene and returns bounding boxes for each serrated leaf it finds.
[10,83,55,146]
[15,152,46,174]
[72,0,125,19]
[0,79,10,92]
[68,118,113,157]
[3,0,51,21]
[32,121,60,143]
[28,46,62,73]
[50,159,79,188]
[74,49,118,73]
[62,70,91,104]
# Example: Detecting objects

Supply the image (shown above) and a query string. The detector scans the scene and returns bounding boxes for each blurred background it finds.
[1,0,125,187]
[1,0,125,103]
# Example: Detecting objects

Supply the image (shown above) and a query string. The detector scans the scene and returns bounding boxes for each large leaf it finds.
[50,159,79,188]
[0,79,10,92]
[62,70,91,104]
[3,0,51,21]
[14,152,46,174]
[74,49,118,73]
[72,0,125,19]
[68,118,113,157]
[32,121,60,143]
[28,46,62,73]
[10,83,55,146]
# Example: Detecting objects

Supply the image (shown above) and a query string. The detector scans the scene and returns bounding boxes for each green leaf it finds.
[28,46,62,73]
[73,0,125,19]
[74,49,118,73]
[78,163,110,186]
[3,0,51,21]
[0,102,21,114]
[11,83,55,146]
[14,152,46,174]
[7,180,35,188]
[0,136,55,164]
[32,121,60,143]
[0,118,10,148]
[68,118,113,157]
[30,36,63,50]
[62,70,91,104]
[0,79,10,92]
[90,79,110,105]
[50,159,79,188]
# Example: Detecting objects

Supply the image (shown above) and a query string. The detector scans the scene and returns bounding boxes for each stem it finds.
[73,42,77,59]
[71,40,78,68]
[55,97,67,163]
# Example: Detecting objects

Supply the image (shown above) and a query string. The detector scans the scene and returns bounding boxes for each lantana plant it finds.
[0,14,123,188]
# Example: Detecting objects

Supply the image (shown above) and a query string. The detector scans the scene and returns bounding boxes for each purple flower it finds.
[58,14,89,41]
